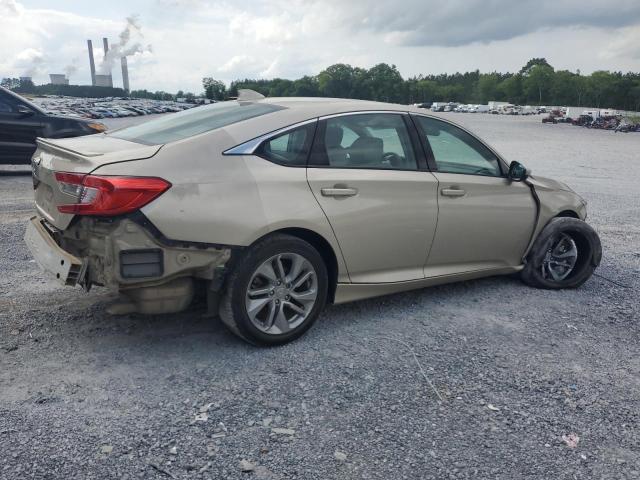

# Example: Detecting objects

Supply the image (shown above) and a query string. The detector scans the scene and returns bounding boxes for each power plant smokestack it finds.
[121,56,130,93]
[87,39,96,86]
[102,37,109,60]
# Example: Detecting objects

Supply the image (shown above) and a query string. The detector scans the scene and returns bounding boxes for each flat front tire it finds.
[521,217,602,289]
[219,234,328,346]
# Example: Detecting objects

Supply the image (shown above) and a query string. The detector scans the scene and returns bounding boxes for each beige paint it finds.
[425,173,537,276]
[333,266,523,304]
[307,167,439,283]
[27,97,590,308]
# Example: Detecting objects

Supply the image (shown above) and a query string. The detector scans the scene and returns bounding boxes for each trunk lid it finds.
[32,135,162,230]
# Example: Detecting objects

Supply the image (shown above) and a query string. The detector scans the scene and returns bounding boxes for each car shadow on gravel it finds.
[20,273,543,370]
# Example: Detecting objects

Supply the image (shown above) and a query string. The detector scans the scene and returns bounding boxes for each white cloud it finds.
[228,11,299,45]
[1,0,639,94]
[600,26,640,61]
[219,55,258,73]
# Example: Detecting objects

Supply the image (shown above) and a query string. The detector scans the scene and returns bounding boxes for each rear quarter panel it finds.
[92,132,349,281]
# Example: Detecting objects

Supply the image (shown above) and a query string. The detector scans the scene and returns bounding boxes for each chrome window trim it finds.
[318,110,407,120]
[223,118,318,156]
[223,111,408,156]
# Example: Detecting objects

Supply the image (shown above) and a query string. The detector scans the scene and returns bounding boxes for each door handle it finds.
[441,188,466,197]
[321,187,359,197]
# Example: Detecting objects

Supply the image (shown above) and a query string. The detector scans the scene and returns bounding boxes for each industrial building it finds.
[49,74,69,85]
[94,74,113,87]
[87,37,130,92]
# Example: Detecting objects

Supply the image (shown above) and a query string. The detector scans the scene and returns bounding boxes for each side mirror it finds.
[508,161,530,181]
[16,105,35,117]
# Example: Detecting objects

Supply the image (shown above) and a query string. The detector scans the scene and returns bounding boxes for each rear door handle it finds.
[321,187,359,197]
[441,188,466,197]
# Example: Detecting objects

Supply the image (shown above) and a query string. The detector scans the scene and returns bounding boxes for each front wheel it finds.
[521,217,602,289]
[219,234,328,346]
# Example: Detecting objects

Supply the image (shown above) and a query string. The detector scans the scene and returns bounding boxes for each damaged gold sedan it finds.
[25,92,602,345]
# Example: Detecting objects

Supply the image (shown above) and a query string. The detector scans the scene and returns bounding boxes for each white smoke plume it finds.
[16,47,45,77]
[64,58,79,79]
[97,15,151,74]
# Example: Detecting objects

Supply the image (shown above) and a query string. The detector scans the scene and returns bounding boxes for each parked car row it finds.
[541,107,640,132]
[422,102,544,115]
[31,96,196,120]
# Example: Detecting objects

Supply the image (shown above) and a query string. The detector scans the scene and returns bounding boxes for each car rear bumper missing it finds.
[24,213,232,308]
[24,216,87,286]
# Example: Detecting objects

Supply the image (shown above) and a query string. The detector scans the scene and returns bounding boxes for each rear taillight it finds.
[54,172,171,216]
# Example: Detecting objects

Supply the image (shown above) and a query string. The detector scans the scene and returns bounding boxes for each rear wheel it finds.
[219,234,328,346]
[521,217,602,289]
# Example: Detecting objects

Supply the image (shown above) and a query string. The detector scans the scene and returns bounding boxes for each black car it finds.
[0,87,106,165]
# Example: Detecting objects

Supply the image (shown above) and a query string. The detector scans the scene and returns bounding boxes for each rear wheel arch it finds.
[267,227,339,303]
[218,231,330,345]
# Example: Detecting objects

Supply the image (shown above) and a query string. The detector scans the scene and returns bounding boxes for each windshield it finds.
[110,101,284,145]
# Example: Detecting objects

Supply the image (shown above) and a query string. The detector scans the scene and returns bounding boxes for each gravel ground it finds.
[1,114,639,479]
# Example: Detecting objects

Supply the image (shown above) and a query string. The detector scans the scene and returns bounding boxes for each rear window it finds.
[110,101,284,145]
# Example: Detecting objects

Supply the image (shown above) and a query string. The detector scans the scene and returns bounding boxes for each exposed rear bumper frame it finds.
[24,216,87,287]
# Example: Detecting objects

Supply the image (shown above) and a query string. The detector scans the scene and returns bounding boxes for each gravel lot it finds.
[1,113,638,479]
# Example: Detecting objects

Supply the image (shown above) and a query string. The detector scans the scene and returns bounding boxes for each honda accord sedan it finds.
[24,92,602,345]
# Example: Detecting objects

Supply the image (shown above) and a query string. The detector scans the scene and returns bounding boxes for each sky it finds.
[1,0,640,93]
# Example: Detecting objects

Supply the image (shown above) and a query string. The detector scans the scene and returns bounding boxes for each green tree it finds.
[476,73,501,103]
[629,83,640,112]
[363,63,404,102]
[497,75,523,103]
[317,64,356,98]
[550,70,578,106]
[587,71,615,108]
[519,58,553,76]
[202,77,226,100]
[524,64,554,104]
[290,76,320,97]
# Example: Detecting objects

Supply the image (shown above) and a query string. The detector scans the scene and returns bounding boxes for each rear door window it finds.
[310,113,418,170]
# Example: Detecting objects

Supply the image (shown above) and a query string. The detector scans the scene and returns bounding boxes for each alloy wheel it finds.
[244,253,318,335]
[541,233,579,282]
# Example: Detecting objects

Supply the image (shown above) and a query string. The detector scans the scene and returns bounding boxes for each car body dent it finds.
[518,174,587,260]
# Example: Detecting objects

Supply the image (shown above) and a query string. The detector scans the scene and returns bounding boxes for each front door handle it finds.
[321,187,359,197]
[441,188,466,197]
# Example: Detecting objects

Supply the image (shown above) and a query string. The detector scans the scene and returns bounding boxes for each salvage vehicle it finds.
[0,86,106,165]
[24,93,602,346]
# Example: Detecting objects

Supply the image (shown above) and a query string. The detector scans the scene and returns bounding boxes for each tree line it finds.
[4,58,640,111]
[219,58,640,111]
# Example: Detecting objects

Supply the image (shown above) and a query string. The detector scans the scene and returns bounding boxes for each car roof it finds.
[260,96,425,115]
[222,97,430,144]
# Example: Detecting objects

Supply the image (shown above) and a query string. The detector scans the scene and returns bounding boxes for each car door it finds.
[0,91,43,165]
[306,112,439,283]
[411,114,537,277]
